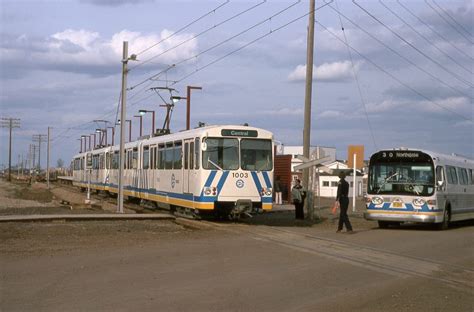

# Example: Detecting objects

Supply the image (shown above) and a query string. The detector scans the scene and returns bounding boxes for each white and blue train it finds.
[72,125,274,218]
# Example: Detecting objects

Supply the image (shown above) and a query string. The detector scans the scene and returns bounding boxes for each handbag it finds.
[331,201,340,215]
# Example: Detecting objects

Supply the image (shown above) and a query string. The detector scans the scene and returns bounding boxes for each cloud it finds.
[0,28,198,77]
[288,61,361,82]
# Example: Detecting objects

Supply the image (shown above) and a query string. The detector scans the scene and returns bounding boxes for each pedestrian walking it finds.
[336,171,353,233]
[291,179,306,220]
[274,176,282,205]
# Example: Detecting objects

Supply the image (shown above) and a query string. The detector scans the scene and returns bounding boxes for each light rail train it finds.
[72,125,274,218]
[364,148,474,229]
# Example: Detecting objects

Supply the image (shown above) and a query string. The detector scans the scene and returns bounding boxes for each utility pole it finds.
[47,127,51,189]
[118,42,136,213]
[303,0,315,220]
[33,134,47,173]
[1,117,21,182]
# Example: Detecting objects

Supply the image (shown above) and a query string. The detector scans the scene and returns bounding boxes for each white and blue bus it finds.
[364,148,474,229]
[72,125,274,219]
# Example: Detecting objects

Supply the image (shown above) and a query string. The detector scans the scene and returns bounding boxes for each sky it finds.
[0,0,473,169]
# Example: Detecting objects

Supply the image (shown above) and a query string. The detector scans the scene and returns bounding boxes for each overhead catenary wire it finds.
[425,0,473,45]
[316,20,472,122]
[396,0,473,62]
[171,0,334,85]
[324,1,471,100]
[130,0,302,91]
[131,0,267,71]
[432,0,473,38]
[334,0,378,150]
[379,0,472,76]
[352,0,473,88]
[133,0,231,58]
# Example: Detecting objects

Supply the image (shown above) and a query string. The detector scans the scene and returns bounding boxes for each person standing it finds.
[292,179,306,220]
[274,176,282,205]
[336,172,353,233]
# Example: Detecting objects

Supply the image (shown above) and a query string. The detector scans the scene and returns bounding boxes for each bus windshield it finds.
[369,162,435,196]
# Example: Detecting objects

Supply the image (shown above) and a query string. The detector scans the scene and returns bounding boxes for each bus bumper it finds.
[364,211,444,223]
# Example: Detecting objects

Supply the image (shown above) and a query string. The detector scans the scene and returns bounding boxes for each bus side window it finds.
[436,166,445,190]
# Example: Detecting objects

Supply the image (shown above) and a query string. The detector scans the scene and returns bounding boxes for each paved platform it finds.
[0,213,175,222]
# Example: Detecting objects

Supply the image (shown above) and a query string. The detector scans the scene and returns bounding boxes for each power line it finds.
[134,0,231,57]
[426,0,473,45]
[353,0,473,88]
[131,0,267,71]
[396,0,473,61]
[324,1,471,99]
[130,0,302,91]
[380,0,472,76]
[316,20,472,122]
[334,0,377,150]
[432,0,473,38]
[171,1,334,86]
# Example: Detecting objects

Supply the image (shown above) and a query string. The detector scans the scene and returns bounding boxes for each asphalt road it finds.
[1,214,473,312]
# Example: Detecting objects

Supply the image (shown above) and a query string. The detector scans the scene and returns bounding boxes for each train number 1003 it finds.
[232,172,249,178]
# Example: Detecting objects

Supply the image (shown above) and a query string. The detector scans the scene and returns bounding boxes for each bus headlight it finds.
[412,198,426,206]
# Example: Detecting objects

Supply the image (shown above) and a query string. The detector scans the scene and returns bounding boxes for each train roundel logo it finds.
[236,179,244,188]
[171,174,176,189]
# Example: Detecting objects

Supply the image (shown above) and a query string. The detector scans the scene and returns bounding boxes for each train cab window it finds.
[203,138,239,170]
[241,139,273,171]
[143,146,150,169]
[174,141,182,169]
[194,138,200,169]
[158,144,165,169]
[458,168,468,185]
[446,166,458,185]
[132,148,138,169]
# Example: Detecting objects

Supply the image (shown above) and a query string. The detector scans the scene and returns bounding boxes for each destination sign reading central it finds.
[221,129,258,137]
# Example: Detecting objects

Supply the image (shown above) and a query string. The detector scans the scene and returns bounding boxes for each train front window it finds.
[368,163,435,196]
[202,138,239,170]
[241,139,272,171]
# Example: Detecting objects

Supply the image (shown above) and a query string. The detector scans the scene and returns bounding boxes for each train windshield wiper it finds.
[207,157,223,171]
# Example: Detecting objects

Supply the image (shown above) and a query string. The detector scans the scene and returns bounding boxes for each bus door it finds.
[183,139,194,194]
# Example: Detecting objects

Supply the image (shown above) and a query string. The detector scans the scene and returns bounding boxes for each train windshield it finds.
[203,138,239,170]
[241,139,272,171]
[368,151,435,196]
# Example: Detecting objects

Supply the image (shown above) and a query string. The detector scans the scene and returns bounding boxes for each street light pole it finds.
[134,115,143,137]
[186,86,202,130]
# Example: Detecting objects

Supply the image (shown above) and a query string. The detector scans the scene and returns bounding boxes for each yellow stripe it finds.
[366,210,442,216]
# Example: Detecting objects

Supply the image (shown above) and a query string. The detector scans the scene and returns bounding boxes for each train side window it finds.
[469,169,474,185]
[194,138,200,170]
[184,143,189,169]
[165,143,173,169]
[113,151,119,169]
[143,146,150,169]
[446,166,458,185]
[150,147,155,169]
[458,168,468,185]
[174,141,182,169]
[132,148,138,169]
[100,154,105,169]
[190,141,194,170]
[158,144,165,169]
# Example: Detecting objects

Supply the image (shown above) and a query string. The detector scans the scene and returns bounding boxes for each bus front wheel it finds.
[436,208,450,231]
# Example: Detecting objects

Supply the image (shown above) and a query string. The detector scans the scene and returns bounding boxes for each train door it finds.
[183,139,194,194]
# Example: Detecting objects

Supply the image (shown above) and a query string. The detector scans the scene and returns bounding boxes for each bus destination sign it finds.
[221,129,258,137]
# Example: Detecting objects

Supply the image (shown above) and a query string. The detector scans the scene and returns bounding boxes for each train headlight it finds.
[372,196,384,205]
[265,188,272,196]
[260,187,272,196]
[204,187,212,196]
[412,198,426,207]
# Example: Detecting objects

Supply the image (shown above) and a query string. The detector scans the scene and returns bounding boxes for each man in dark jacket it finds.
[336,171,353,233]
